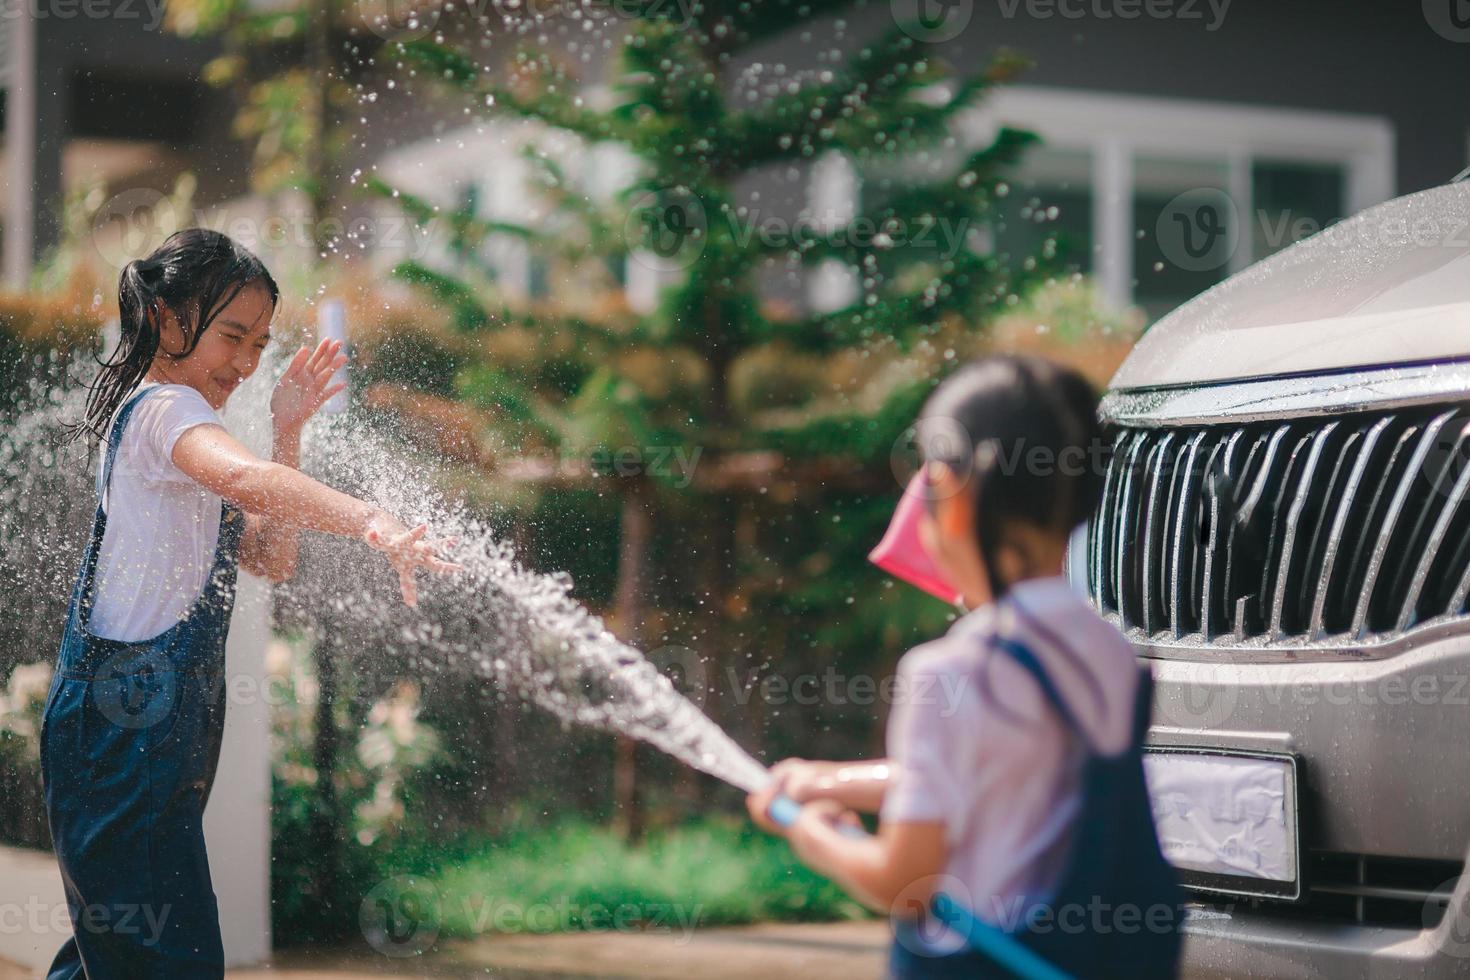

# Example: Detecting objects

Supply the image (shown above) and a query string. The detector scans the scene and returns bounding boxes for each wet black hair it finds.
[66,228,280,445]
[915,353,1106,599]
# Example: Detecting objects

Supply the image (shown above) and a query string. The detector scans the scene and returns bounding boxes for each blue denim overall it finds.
[888,637,1184,980]
[39,385,242,979]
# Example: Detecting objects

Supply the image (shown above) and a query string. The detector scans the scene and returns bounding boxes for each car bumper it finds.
[1180,889,1470,979]
[1139,628,1470,977]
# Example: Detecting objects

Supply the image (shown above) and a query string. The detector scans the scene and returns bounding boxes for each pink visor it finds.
[868,472,963,605]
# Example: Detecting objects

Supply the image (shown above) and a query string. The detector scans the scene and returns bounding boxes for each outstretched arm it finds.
[238,339,343,583]
[238,425,304,583]
[172,412,459,606]
[764,758,893,814]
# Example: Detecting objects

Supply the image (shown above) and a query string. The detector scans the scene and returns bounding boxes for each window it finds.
[1131,155,1234,320]
[1251,160,1346,262]
[954,88,1391,320]
[993,146,1093,286]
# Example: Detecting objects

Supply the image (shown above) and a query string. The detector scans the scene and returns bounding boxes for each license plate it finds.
[1143,748,1302,901]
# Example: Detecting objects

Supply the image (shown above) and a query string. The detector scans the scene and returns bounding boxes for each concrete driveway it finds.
[0,920,888,979]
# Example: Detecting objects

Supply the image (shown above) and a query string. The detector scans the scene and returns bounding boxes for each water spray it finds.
[316,299,349,416]
[0,348,1061,980]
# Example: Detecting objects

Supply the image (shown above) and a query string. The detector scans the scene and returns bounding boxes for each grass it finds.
[397,817,870,938]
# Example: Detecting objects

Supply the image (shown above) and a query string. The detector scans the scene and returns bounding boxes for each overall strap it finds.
[1131,666,1156,741]
[989,635,1089,751]
[97,385,158,514]
[77,385,158,625]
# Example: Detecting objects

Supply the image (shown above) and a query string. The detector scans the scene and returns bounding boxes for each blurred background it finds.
[1,0,1468,971]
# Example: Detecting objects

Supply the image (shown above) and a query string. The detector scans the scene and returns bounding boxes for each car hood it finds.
[1110,181,1470,391]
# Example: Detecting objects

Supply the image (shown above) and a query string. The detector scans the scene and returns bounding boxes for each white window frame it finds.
[954,86,1396,309]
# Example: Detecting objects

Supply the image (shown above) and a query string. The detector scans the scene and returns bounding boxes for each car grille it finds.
[1304,852,1462,928]
[1193,851,1462,928]
[1089,403,1470,646]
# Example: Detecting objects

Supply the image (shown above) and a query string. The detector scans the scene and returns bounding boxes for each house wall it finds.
[769,0,1470,195]
[348,2,1468,315]
[8,4,245,270]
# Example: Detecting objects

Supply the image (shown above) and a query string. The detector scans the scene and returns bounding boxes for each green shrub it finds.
[418,818,868,938]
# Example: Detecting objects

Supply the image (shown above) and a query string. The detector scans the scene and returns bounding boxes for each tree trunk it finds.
[305,0,334,251]
[305,0,344,926]
[311,629,343,931]
[610,477,652,841]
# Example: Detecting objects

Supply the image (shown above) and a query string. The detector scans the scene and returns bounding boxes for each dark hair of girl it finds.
[915,353,1106,600]
[65,228,280,445]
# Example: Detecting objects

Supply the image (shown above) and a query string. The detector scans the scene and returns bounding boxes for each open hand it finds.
[271,338,348,434]
[364,513,463,607]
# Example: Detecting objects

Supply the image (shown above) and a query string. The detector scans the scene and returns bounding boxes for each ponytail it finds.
[66,228,279,445]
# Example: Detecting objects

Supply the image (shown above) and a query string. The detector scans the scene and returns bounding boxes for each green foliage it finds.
[267,631,860,941]
[373,11,1055,470]
[270,634,455,942]
[419,818,868,935]
[356,2,1075,823]
[0,663,54,850]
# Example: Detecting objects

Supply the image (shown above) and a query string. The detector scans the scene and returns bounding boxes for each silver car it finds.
[1079,180,1470,978]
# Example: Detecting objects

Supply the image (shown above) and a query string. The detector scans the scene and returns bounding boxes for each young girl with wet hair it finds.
[42,228,459,979]
[749,354,1182,979]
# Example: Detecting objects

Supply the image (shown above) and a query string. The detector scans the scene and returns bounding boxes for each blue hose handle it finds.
[767,794,804,828]
[767,794,867,837]
[766,796,1072,980]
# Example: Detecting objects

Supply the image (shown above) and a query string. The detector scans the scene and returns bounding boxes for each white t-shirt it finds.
[880,575,1142,946]
[88,383,227,643]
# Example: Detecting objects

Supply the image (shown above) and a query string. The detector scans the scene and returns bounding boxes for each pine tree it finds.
[367,0,1056,829]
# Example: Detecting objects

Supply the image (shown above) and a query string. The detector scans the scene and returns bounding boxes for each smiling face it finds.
[145,282,276,409]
